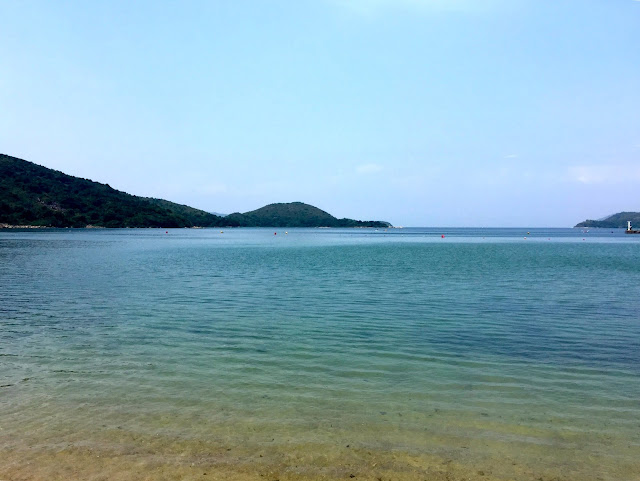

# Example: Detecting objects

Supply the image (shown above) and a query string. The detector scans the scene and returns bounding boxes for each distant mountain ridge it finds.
[575,212,640,228]
[0,154,389,228]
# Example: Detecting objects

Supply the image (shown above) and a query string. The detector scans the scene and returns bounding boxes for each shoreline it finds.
[0,224,388,230]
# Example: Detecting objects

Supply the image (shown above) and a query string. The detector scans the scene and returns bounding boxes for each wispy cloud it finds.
[503,154,518,159]
[568,164,640,184]
[356,163,383,174]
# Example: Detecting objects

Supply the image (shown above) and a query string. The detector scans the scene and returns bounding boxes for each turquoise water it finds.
[1,228,639,480]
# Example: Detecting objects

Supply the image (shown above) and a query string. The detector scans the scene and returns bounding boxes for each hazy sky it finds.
[1,0,638,226]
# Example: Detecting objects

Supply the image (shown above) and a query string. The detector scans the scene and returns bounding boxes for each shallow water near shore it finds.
[1,227,639,480]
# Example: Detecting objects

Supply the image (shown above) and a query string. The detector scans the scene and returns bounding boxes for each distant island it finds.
[0,154,390,229]
[575,212,640,229]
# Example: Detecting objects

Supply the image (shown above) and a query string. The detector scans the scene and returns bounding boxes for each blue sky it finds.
[1,0,638,226]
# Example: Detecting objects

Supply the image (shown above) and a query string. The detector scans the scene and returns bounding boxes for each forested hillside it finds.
[0,154,225,227]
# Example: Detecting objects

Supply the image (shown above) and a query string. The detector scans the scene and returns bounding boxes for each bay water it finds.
[1,228,639,480]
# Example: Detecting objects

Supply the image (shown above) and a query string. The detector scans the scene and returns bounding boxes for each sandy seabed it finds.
[0,446,559,481]
[2,425,638,481]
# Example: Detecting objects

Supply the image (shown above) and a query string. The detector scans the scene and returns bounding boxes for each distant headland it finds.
[575,212,640,229]
[0,154,390,229]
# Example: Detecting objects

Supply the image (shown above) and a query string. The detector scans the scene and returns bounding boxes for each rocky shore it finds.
[0,223,49,229]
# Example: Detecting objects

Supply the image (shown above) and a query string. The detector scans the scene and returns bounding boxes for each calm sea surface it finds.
[1,228,639,481]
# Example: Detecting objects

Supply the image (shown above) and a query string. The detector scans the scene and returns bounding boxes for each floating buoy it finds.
[524,237,527,239]
[441,235,445,238]
[165,231,168,234]
[285,231,288,235]
[274,232,277,235]
[220,231,223,233]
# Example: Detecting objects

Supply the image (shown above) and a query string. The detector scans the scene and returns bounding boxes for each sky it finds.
[1,0,639,227]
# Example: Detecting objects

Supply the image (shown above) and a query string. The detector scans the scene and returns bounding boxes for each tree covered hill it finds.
[225,202,391,228]
[575,212,640,229]
[0,154,225,228]
[0,154,390,228]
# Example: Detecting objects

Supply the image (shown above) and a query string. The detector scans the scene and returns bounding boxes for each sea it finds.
[1,227,639,481]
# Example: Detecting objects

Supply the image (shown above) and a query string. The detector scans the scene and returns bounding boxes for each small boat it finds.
[625,221,640,234]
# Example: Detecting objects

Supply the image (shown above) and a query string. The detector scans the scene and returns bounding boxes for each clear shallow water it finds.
[1,227,639,481]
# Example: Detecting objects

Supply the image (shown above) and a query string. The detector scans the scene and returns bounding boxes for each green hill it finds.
[575,212,640,229]
[225,202,391,228]
[0,154,391,228]
[0,154,225,228]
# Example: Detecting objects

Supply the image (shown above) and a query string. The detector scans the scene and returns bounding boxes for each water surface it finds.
[1,227,639,480]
